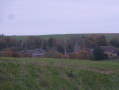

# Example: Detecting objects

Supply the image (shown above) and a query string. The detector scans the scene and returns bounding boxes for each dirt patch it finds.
[53,62,117,74]
[87,68,115,74]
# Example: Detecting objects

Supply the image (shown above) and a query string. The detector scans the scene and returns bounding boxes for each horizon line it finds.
[1,33,119,36]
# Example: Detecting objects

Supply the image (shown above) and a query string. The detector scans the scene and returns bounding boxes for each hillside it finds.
[0,57,119,90]
[11,33,119,41]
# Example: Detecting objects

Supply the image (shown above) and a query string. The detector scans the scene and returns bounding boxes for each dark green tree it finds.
[57,45,65,54]
[24,36,43,49]
[93,47,105,60]
[48,38,57,48]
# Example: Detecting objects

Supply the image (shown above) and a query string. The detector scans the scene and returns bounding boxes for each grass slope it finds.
[0,57,119,90]
[11,33,119,41]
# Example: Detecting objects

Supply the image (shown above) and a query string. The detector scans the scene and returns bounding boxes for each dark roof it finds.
[19,48,45,54]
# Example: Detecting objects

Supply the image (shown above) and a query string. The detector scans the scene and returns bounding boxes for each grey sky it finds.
[0,0,119,35]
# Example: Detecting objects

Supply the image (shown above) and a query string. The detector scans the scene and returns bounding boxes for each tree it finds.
[0,38,7,49]
[86,35,108,48]
[24,36,43,49]
[0,36,19,50]
[66,36,86,49]
[48,38,57,48]
[93,47,105,60]
[96,35,108,46]
[57,45,65,54]
[41,40,49,51]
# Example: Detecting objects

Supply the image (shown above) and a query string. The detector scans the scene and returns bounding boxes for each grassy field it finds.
[0,57,119,90]
[11,33,119,41]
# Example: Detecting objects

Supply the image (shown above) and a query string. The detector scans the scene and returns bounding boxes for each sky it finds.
[0,0,119,35]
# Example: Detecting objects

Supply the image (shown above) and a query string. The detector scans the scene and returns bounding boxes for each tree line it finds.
[0,34,119,60]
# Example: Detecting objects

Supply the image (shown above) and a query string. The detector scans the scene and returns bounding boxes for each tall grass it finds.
[0,57,119,90]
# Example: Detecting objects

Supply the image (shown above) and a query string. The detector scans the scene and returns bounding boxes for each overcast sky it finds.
[0,0,119,35]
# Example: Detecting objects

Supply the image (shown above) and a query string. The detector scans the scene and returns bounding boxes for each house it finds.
[100,46,118,59]
[19,48,46,58]
[65,49,73,55]
[100,46,116,53]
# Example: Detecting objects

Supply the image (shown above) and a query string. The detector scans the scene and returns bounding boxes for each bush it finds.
[69,50,92,60]
[62,54,69,59]
[12,52,19,57]
[43,51,69,59]
[69,52,80,59]
[3,49,13,57]
[18,52,32,57]
[79,50,92,60]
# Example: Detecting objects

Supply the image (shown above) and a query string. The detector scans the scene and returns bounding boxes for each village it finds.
[17,42,119,60]
[0,35,119,60]
[1,0,119,89]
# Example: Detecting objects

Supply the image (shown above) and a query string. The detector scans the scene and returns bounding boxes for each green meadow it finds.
[11,33,119,41]
[0,57,119,90]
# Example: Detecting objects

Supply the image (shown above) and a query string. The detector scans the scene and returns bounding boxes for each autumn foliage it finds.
[3,49,13,57]
[43,51,69,59]
[69,50,92,60]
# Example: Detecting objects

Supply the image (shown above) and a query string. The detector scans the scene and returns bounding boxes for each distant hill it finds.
[11,33,119,41]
